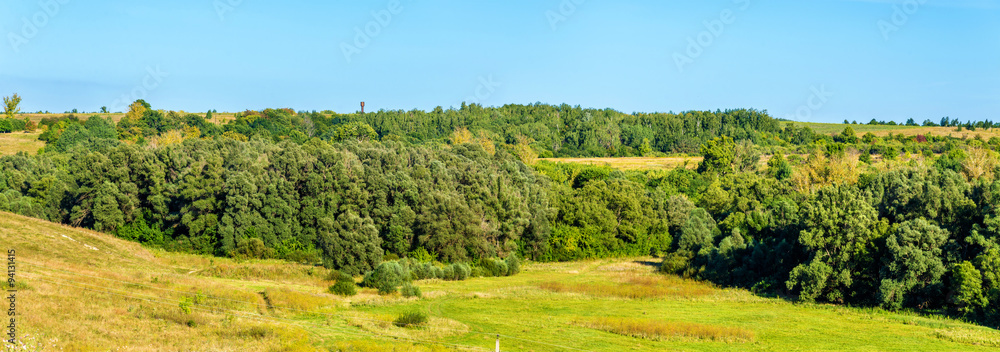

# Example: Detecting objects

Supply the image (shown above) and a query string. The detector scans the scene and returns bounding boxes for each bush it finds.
[377,282,397,295]
[470,266,486,278]
[329,281,357,296]
[482,258,509,277]
[659,253,690,274]
[505,254,521,276]
[362,262,408,295]
[400,283,422,298]
[451,263,470,280]
[326,270,353,283]
[411,262,436,280]
[393,311,427,328]
[233,238,274,260]
[441,265,455,280]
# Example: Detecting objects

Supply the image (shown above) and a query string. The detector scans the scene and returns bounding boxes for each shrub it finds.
[326,270,353,283]
[441,265,455,280]
[0,119,12,133]
[233,237,274,260]
[411,262,436,280]
[450,263,470,280]
[362,262,408,295]
[482,258,509,277]
[329,281,357,296]
[409,247,435,262]
[393,311,427,328]
[505,254,521,276]
[400,283,422,298]
[377,282,397,295]
[659,253,689,274]
[470,266,485,278]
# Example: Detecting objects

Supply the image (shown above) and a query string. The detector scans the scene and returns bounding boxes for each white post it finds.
[495,334,500,352]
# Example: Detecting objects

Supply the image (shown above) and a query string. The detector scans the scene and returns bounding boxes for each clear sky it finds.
[1,0,997,123]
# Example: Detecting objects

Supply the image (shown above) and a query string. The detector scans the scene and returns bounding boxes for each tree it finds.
[450,127,474,145]
[317,212,383,275]
[697,136,735,174]
[962,146,997,181]
[787,185,883,303]
[3,93,21,120]
[512,135,538,164]
[767,152,792,180]
[949,261,988,317]
[835,126,859,144]
[665,194,696,233]
[100,106,108,114]
[331,121,377,142]
[678,208,718,253]
[975,246,1000,318]
[732,140,761,172]
[878,219,949,310]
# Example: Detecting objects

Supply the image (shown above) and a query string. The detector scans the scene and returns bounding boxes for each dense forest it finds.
[0,100,998,327]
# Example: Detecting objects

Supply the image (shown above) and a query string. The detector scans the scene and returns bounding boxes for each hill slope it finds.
[3,211,999,351]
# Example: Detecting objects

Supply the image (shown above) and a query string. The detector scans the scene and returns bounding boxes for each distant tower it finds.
[360,101,365,114]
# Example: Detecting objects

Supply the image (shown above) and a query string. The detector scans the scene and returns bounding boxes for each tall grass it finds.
[575,317,755,343]
[260,287,335,312]
[200,262,327,282]
[933,328,1000,347]
[540,275,714,299]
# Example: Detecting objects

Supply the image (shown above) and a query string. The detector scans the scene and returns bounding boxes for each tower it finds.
[361,101,365,114]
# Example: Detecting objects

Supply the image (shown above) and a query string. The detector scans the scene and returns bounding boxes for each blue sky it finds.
[0,0,997,123]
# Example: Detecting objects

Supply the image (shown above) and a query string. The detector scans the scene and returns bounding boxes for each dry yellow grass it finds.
[261,287,340,312]
[342,312,470,341]
[0,212,327,351]
[200,262,330,283]
[539,274,715,299]
[0,132,44,155]
[574,317,755,343]
[538,156,702,170]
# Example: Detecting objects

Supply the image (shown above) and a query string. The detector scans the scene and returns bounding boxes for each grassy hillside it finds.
[3,212,999,351]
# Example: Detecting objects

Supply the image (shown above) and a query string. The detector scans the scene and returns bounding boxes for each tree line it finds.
[0,98,998,327]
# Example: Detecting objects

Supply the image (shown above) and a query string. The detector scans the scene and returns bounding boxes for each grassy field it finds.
[3,211,999,351]
[785,121,1000,139]
[0,132,44,156]
[537,157,703,170]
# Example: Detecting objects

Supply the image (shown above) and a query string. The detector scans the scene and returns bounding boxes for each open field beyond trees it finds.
[0,132,43,156]
[3,211,999,351]
[537,156,703,170]
[786,121,1000,140]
